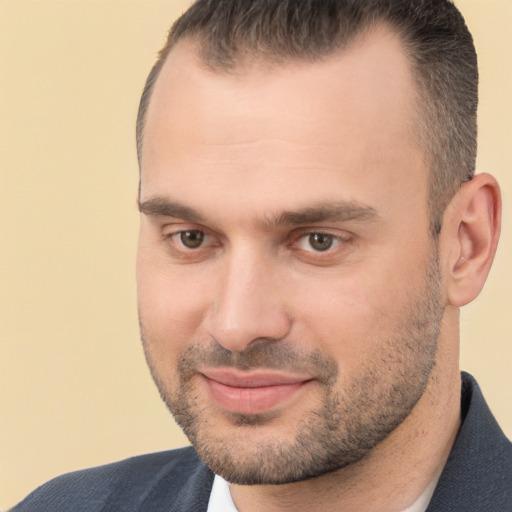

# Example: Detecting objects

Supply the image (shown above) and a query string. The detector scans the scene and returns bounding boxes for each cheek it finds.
[291,265,413,370]
[136,252,213,361]
[292,273,376,350]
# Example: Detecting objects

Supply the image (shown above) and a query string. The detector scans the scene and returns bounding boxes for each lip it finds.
[200,368,312,415]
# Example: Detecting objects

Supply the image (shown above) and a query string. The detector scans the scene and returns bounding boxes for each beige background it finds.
[0,0,510,509]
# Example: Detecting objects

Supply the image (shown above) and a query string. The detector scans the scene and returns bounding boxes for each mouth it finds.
[199,368,313,415]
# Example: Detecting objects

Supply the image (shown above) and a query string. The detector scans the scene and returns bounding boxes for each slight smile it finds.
[200,369,314,415]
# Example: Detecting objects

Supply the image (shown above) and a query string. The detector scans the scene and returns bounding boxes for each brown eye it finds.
[180,230,205,249]
[308,233,334,251]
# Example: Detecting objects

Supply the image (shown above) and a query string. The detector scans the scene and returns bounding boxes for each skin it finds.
[137,25,501,512]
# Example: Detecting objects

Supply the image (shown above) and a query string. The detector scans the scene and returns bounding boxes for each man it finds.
[12,0,511,511]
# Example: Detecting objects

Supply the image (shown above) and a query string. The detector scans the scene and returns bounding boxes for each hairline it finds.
[136,21,459,237]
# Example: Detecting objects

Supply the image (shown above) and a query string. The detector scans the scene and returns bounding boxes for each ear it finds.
[441,173,501,307]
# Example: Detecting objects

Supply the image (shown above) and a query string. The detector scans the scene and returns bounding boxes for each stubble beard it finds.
[140,249,444,485]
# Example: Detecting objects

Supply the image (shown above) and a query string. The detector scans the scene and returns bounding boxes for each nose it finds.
[203,249,292,352]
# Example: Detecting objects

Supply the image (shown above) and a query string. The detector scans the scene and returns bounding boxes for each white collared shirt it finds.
[207,473,438,512]
[207,475,239,512]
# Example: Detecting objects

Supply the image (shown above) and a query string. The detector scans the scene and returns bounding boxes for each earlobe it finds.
[443,173,501,307]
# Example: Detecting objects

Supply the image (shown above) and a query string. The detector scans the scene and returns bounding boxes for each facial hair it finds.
[140,248,443,485]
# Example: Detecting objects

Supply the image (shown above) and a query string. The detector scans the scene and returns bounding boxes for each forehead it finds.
[140,25,428,225]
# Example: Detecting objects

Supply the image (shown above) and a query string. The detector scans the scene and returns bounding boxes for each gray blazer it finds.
[11,373,512,511]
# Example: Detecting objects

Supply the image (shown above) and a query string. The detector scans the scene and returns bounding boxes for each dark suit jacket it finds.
[11,373,512,511]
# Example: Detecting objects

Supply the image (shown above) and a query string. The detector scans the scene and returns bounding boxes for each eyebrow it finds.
[266,203,378,227]
[138,196,378,227]
[138,197,205,223]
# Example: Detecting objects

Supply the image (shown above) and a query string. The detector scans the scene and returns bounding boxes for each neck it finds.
[230,310,462,512]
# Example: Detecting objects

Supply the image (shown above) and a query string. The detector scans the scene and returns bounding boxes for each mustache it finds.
[176,338,339,384]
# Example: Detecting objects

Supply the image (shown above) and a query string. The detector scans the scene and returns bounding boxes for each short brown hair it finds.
[136,0,478,235]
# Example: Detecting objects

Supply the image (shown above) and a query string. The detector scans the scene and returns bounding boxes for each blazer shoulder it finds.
[427,374,512,511]
[10,446,211,512]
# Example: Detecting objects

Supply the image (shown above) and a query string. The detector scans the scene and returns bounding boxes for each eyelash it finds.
[293,231,345,253]
[163,227,351,261]
[165,230,219,254]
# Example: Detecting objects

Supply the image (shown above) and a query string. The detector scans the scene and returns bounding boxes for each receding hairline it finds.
[137,20,419,165]
[136,0,478,237]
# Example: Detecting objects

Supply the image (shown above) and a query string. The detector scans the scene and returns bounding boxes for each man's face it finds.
[137,27,445,484]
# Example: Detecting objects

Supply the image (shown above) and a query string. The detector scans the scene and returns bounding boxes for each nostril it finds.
[204,304,292,353]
